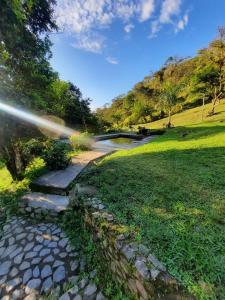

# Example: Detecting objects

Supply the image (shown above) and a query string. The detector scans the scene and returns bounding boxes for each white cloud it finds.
[140,0,155,22]
[106,56,118,64]
[150,20,161,38]
[175,13,189,32]
[160,0,181,23]
[55,0,189,52]
[124,23,135,33]
[72,33,105,53]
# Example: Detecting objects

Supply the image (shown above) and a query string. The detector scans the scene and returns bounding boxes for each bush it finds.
[21,138,45,165]
[70,132,93,151]
[42,140,71,170]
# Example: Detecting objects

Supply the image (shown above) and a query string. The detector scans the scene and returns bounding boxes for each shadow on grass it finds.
[80,145,225,298]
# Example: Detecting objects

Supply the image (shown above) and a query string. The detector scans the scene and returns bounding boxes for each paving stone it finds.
[33,266,40,278]
[16,233,27,241]
[58,238,68,248]
[27,233,34,241]
[53,248,60,255]
[59,252,68,258]
[0,239,5,247]
[12,289,24,299]
[41,265,52,279]
[68,285,79,295]
[14,252,24,264]
[0,260,12,276]
[96,292,105,300]
[24,293,37,300]
[0,246,6,256]
[6,277,22,292]
[43,239,50,246]
[53,266,65,283]
[23,268,33,284]
[9,246,23,259]
[51,235,59,241]
[73,295,82,300]
[43,255,54,263]
[31,257,41,265]
[25,251,37,259]
[79,277,89,289]
[40,248,51,257]
[59,292,70,300]
[2,244,17,258]
[21,239,27,246]
[41,276,53,293]
[8,236,15,246]
[70,260,79,272]
[53,260,64,268]
[19,261,30,271]
[52,228,61,235]
[24,242,35,252]
[83,283,97,300]
[25,279,41,294]
[10,267,19,277]
[36,235,44,243]
[33,245,43,252]
[48,241,57,248]
[1,295,10,300]
[0,275,7,285]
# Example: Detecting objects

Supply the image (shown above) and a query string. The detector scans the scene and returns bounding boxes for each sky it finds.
[50,0,225,110]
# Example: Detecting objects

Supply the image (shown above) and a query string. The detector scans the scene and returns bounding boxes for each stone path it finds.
[0,217,105,300]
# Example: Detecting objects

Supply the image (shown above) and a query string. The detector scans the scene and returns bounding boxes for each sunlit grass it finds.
[81,118,225,299]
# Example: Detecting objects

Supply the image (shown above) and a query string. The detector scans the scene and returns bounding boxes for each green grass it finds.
[81,104,225,299]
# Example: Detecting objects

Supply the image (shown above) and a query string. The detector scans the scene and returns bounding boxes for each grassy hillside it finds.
[82,103,225,300]
[139,99,225,129]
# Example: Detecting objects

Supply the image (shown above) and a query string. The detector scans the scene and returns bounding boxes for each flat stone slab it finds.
[31,151,109,195]
[21,193,69,212]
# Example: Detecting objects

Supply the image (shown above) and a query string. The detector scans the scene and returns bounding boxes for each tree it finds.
[157,81,182,128]
[0,0,57,180]
[197,27,225,115]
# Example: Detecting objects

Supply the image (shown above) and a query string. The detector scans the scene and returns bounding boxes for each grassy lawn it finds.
[81,105,225,299]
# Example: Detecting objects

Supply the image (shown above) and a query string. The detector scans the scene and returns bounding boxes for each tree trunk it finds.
[167,110,172,128]
[2,143,25,181]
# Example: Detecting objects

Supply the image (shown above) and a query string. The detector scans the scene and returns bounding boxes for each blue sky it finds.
[50,0,225,109]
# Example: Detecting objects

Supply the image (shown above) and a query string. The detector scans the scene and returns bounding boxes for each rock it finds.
[150,268,160,280]
[24,293,37,300]
[41,276,53,293]
[70,260,79,272]
[0,260,12,276]
[9,247,23,259]
[14,253,24,264]
[135,259,150,279]
[23,268,33,284]
[53,248,60,255]
[33,266,40,278]
[16,233,26,241]
[33,245,43,252]
[0,239,5,247]
[73,295,82,300]
[6,277,22,292]
[36,235,44,243]
[31,257,41,265]
[2,244,17,258]
[25,279,41,294]
[53,260,64,268]
[139,244,149,256]
[96,292,105,300]
[48,241,57,248]
[59,293,70,300]
[58,238,68,248]
[12,289,24,299]
[41,265,52,279]
[43,255,54,263]
[8,237,15,246]
[122,244,136,261]
[79,277,89,289]
[53,266,65,283]
[24,242,35,252]
[83,283,97,300]
[10,267,19,277]
[69,276,79,285]
[68,285,79,295]
[89,269,97,279]
[147,254,166,272]
[27,233,34,241]
[25,251,37,259]
[59,252,67,258]
[20,262,31,271]
[39,248,50,257]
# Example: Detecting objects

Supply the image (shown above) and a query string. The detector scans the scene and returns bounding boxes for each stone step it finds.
[31,150,108,195]
[21,192,70,213]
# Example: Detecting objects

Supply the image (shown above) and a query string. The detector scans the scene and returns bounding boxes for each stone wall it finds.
[72,186,194,300]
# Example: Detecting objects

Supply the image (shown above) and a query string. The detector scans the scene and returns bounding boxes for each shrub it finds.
[70,132,93,151]
[42,140,71,170]
[21,138,45,165]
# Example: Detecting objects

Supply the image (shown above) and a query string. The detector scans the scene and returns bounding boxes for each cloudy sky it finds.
[50,0,225,109]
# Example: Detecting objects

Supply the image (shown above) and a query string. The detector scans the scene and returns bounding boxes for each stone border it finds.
[72,185,194,300]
